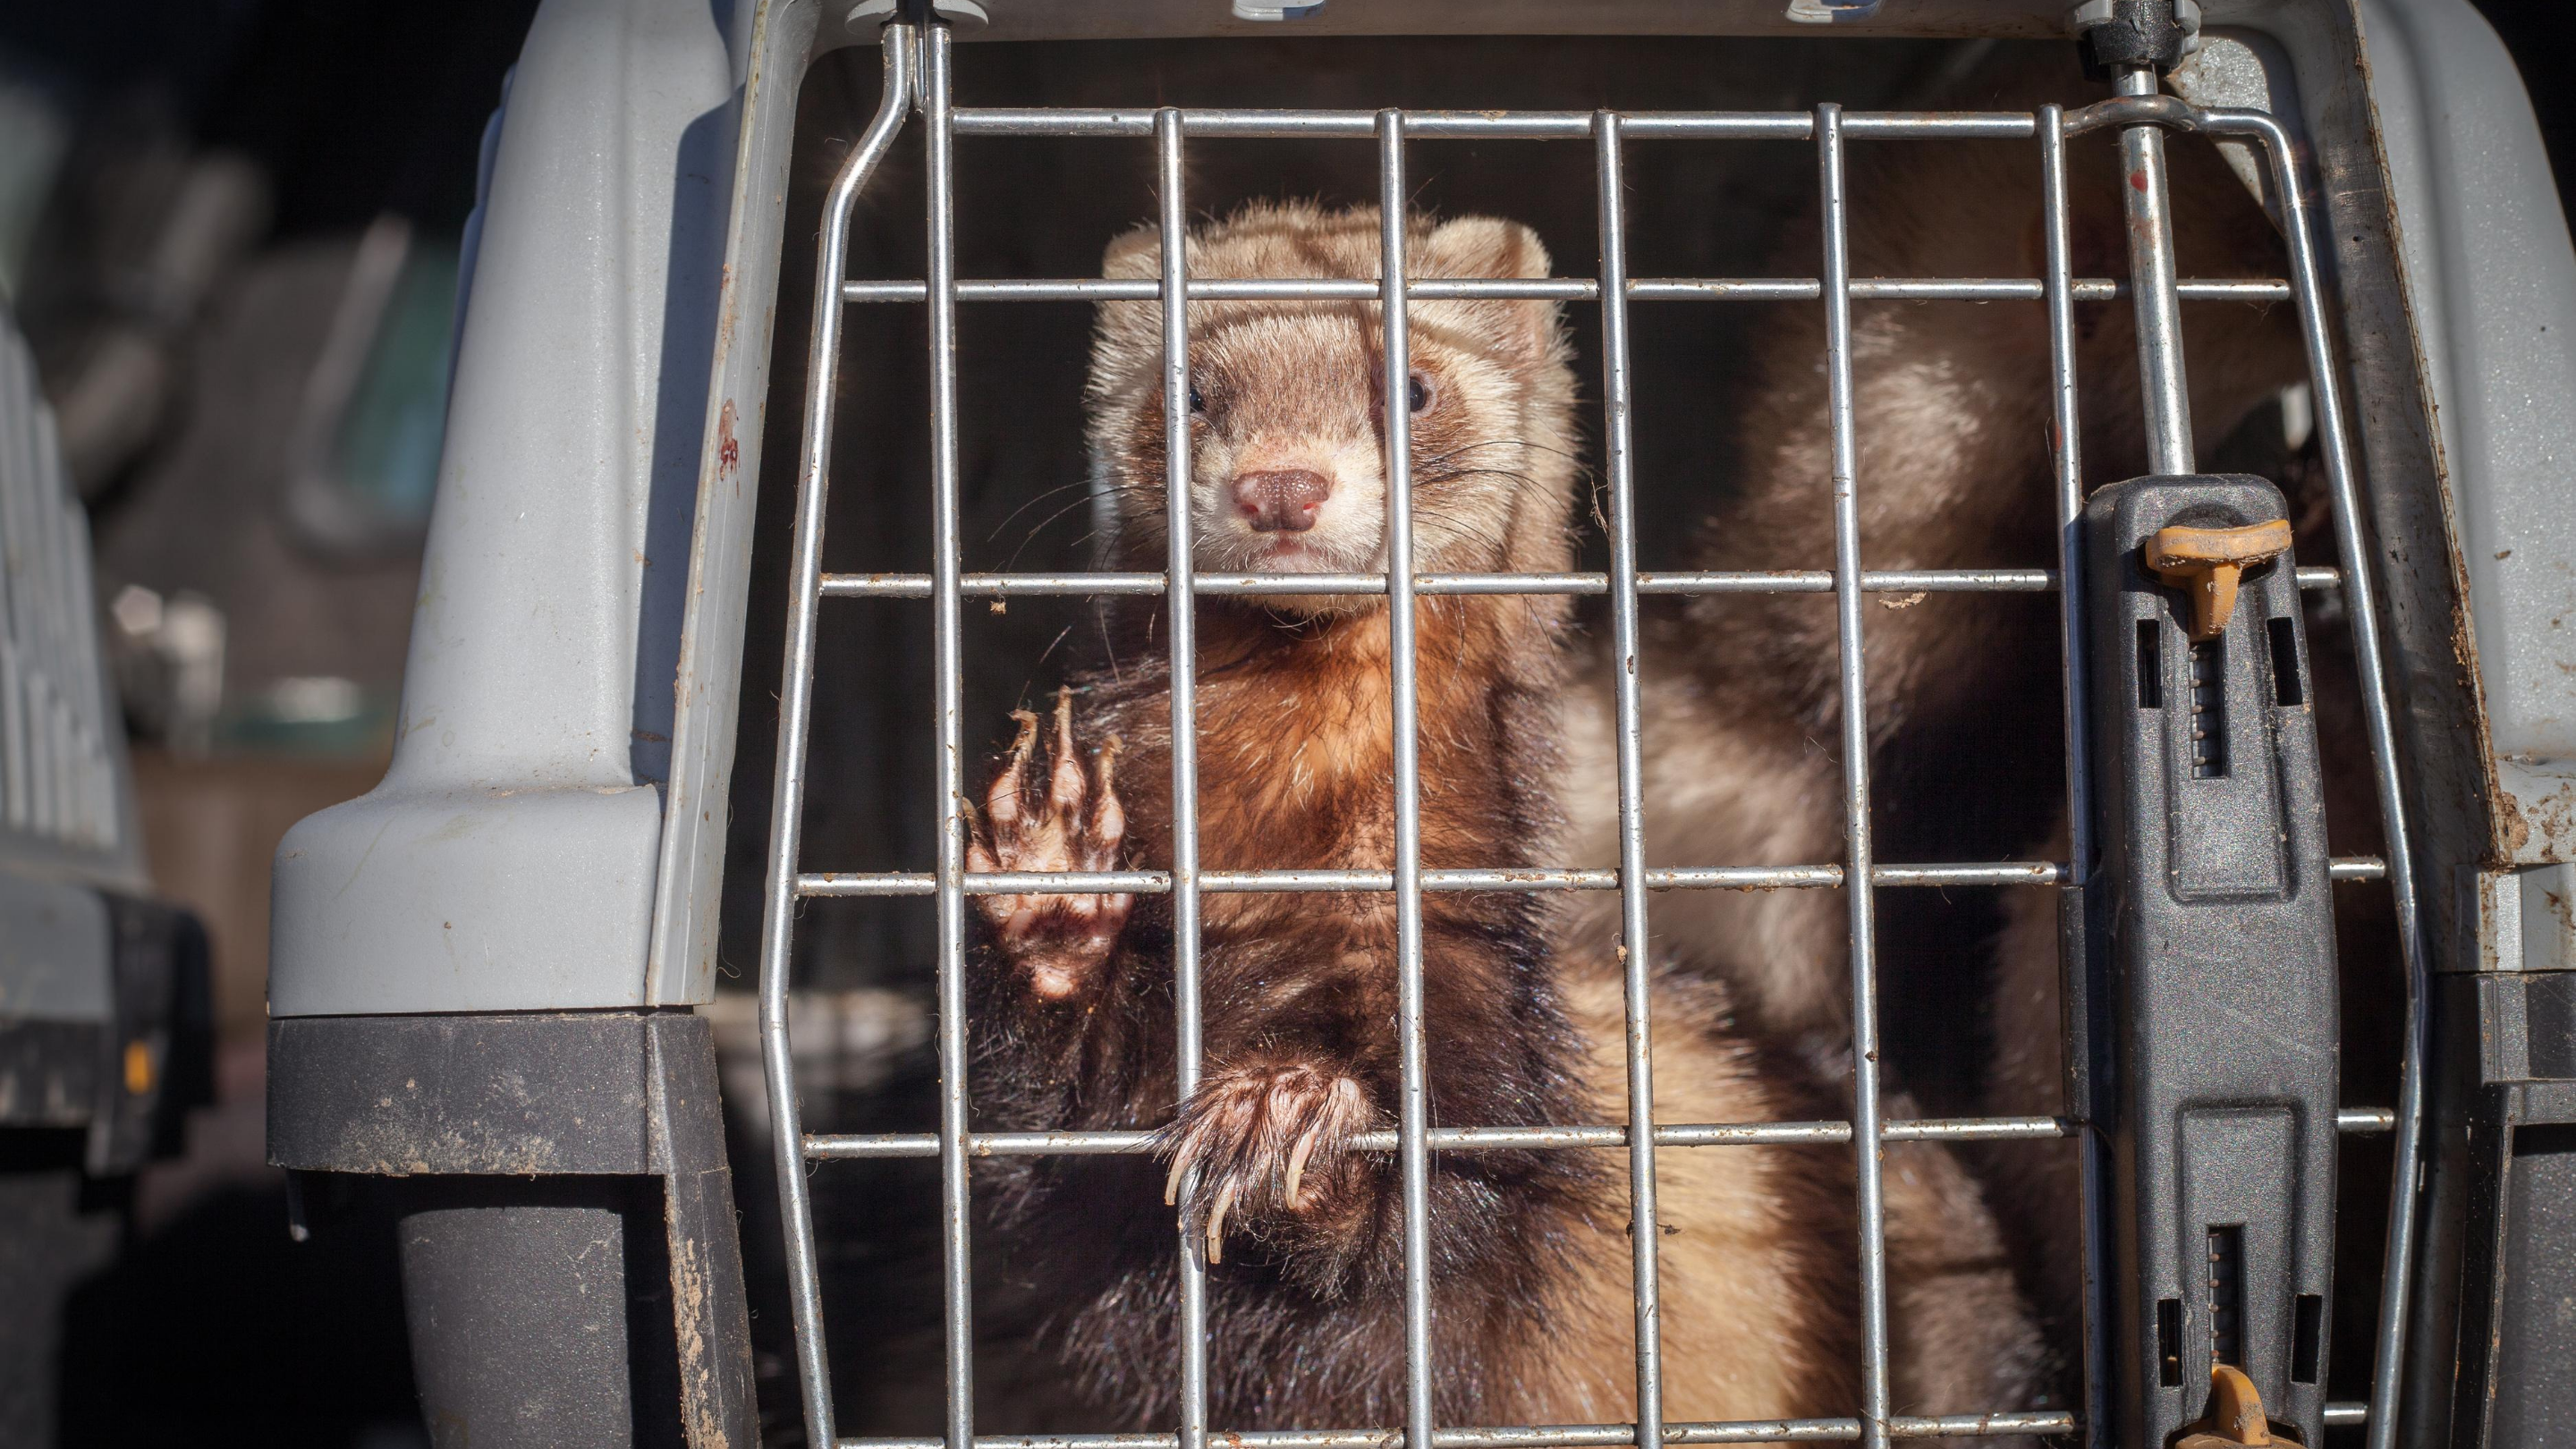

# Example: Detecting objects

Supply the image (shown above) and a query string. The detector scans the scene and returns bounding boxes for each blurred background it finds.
[2,4,533,1445]
[0,2,2563,1445]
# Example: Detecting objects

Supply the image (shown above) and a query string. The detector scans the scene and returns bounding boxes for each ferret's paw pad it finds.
[1155,1063,1377,1263]
[968,689,1129,998]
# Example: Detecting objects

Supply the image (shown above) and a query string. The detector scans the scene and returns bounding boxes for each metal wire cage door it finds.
[756,21,2431,1449]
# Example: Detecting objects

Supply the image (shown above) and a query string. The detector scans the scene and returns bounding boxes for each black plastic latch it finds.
[2081,474,2337,1446]
[2073,0,2200,78]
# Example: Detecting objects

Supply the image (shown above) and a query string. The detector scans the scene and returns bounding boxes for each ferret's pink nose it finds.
[1232,470,1331,533]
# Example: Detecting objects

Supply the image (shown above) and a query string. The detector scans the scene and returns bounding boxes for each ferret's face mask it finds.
[1086,206,1572,621]
[1178,317,1544,592]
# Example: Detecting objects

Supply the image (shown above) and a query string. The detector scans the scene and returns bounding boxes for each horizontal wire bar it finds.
[944,107,2042,141]
[837,1415,2077,1449]
[841,276,2291,304]
[794,864,1843,895]
[819,565,2341,600]
[821,571,1161,597]
[1870,862,2055,886]
[803,1106,2397,1161]
[833,1406,2372,1449]
[833,1420,2063,1449]
[797,856,2391,897]
[806,1118,2063,1159]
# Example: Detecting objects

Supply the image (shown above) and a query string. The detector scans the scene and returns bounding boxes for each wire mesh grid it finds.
[758,21,2431,1449]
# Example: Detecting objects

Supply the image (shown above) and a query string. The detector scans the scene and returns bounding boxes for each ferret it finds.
[962,199,2040,1435]
[1558,55,2337,1364]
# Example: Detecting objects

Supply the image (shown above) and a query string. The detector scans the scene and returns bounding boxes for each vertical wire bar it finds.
[1592,108,1666,1449]
[1377,111,1438,1449]
[1155,106,1212,1449]
[758,29,912,1449]
[2114,66,2194,475]
[2037,111,2094,1017]
[2240,118,2435,1449]
[2037,106,2113,1449]
[922,26,978,1449]
[1816,104,1892,1449]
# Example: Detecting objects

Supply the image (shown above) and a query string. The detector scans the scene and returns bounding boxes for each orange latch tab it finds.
[2145,518,2292,641]
[2175,1364,2275,1448]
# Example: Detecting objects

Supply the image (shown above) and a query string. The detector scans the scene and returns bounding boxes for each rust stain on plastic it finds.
[672,1233,732,1448]
[2500,776,2576,863]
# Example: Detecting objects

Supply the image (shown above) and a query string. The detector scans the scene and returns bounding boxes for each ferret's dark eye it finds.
[1407,370,1434,414]
[1188,385,1207,414]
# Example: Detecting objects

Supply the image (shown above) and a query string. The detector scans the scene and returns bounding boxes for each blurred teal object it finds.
[214,675,397,758]
[284,215,458,556]
[333,238,457,527]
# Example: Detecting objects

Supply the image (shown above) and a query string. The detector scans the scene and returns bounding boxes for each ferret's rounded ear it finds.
[1426,216,1559,367]
[1101,223,1162,279]
[1425,215,1552,281]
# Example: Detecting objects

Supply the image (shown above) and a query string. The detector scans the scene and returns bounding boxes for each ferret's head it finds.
[1085,201,1577,617]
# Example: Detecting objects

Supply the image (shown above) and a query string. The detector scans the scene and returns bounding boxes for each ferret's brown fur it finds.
[1561,55,2319,1365]
[964,201,2039,1436]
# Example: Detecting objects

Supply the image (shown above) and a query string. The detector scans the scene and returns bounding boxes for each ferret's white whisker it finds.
[987,479,1105,543]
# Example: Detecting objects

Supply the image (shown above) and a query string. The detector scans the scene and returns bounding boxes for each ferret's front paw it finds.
[1156,1062,1377,1265]
[969,687,1129,1000]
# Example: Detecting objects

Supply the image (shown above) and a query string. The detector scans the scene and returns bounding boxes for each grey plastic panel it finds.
[270,0,838,1014]
[2462,860,2576,975]
[268,0,749,1016]
[0,316,143,894]
[0,872,108,1023]
[2519,863,2576,970]
[2349,0,2576,864]
[0,300,140,1026]
[646,0,827,1007]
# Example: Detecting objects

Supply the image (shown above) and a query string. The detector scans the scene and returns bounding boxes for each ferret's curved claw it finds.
[1205,1178,1238,1264]
[1047,687,1085,812]
[987,709,1041,829]
[1089,735,1125,852]
[1283,1120,1326,1209]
